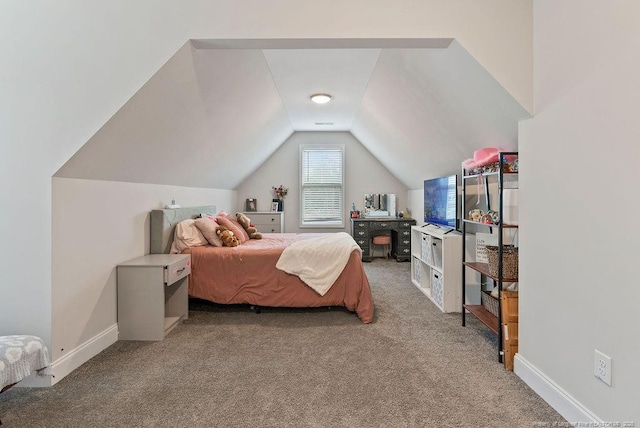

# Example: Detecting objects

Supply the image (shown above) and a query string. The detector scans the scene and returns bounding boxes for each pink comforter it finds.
[183,233,374,323]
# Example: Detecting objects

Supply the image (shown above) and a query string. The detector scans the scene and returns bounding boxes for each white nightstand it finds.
[117,254,191,341]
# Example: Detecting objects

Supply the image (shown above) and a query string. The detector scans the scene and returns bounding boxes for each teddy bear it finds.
[481,213,494,224]
[216,226,240,247]
[469,209,483,222]
[235,212,263,239]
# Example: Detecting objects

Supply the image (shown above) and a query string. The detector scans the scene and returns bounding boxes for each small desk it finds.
[350,217,416,262]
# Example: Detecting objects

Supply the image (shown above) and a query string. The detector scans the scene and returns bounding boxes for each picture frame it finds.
[245,198,257,212]
[271,201,279,212]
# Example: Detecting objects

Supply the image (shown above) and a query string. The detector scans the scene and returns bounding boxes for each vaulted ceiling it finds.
[55,38,530,190]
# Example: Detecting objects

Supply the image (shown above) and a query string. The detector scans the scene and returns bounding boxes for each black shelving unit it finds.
[461,151,518,363]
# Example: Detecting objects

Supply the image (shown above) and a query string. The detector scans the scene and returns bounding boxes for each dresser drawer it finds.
[164,257,191,285]
[397,241,411,254]
[251,214,282,225]
[352,221,369,231]
[398,220,415,229]
[398,229,411,239]
[398,236,411,248]
[354,237,369,252]
[353,228,369,239]
[245,212,284,233]
[396,246,411,257]
[370,221,394,231]
[258,224,281,233]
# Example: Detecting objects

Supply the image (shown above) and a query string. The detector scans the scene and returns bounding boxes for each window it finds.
[300,145,344,228]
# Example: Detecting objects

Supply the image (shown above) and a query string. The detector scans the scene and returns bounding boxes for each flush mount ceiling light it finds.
[310,93,332,104]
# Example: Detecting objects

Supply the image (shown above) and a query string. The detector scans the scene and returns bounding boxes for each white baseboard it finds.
[50,324,119,385]
[17,324,119,387]
[514,354,600,423]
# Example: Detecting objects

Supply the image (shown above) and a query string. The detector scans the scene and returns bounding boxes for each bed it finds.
[150,206,374,323]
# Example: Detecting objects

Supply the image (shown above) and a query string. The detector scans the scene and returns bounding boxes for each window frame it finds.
[299,144,345,229]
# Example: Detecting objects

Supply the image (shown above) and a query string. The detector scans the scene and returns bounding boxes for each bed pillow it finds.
[226,214,251,242]
[194,217,223,247]
[216,215,249,244]
[170,219,209,254]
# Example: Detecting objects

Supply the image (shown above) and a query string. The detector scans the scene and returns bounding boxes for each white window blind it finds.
[300,146,344,227]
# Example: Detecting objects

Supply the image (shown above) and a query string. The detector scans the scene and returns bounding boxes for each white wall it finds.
[407,189,424,226]
[50,178,234,381]
[516,1,640,422]
[0,1,531,380]
[235,132,408,233]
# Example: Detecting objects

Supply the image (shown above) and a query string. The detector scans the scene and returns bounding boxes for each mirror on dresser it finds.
[363,193,396,217]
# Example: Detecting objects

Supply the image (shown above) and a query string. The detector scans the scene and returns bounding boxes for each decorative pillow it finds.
[194,217,223,247]
[226,214,251,242]
[216,215,249,243]
[170,219,209,254]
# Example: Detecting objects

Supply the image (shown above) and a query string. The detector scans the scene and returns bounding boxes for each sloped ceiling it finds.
[55,38,531,190]
[351,41,530,187]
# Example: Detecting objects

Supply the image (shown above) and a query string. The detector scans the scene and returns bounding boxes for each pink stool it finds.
[371,235,392,259]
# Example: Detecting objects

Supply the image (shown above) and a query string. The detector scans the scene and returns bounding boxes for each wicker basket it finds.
[485,245,518,279]
[481,290,499,317]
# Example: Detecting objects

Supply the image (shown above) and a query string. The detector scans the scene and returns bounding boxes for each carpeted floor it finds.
[0,259,565,427]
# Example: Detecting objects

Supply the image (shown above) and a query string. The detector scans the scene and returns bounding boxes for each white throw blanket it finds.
[275,232,362,296]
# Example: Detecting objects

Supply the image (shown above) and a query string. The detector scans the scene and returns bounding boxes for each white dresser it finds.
[243,211,285,233]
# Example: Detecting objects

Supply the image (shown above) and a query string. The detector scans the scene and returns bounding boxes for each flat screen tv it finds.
[424,174,458,229]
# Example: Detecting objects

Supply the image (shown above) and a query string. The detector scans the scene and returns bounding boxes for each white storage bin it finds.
[432,270,444,308]
[421,234,433,264]
[432,238,443,270]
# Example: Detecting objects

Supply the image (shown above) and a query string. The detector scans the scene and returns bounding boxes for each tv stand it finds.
[350,218,416,262]
[410,225,462,312]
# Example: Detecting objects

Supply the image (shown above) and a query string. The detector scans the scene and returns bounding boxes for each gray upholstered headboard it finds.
[150,205,217,254]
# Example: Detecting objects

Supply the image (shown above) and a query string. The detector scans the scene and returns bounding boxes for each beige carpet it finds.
[0,259,565,427]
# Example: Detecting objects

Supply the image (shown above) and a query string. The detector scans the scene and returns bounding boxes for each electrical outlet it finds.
[594,349,612,386]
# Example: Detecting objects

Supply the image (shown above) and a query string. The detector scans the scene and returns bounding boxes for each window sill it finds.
[299,221,344,229]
